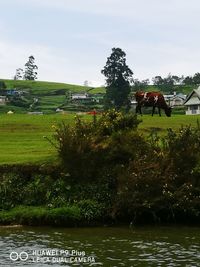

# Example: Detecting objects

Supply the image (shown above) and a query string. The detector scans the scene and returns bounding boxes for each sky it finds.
[1,0,200,86]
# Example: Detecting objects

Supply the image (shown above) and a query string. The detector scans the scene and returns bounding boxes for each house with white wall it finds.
[184,86,200,115]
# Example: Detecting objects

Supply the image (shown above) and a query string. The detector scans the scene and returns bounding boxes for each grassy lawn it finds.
[138,114,200,134]
[0,113,76,164]
[0,113,200,165]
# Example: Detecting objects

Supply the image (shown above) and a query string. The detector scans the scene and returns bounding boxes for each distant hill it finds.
[0,79,105,113]
[2,79,105,94]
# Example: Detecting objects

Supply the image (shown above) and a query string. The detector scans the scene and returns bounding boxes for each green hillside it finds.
[3,79,91,93]
[0,79,105,113]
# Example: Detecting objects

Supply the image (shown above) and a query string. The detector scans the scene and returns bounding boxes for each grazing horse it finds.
[135,91,172,117]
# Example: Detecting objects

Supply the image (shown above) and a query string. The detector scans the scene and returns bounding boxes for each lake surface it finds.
[0,226,199,266]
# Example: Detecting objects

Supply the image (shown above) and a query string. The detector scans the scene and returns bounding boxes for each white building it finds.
[0,96,7,105]
[71,92,89,100]
[184,86,200,115]
[164,92,186,107]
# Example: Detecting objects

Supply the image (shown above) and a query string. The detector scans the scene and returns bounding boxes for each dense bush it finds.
[52,110,141,181]
[114,125,200,223]
[51,110,200,224]
[78,199,105,222]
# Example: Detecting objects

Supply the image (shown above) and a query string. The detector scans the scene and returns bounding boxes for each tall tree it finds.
[101,47,133,110]
[14,68,23,80]
[24,55,38,80]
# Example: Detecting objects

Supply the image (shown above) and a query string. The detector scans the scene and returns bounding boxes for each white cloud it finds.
[1,0,200,84]
[127,41,200,80]
[0,39,105,85]
[0,41,66,81]
[13,0,200,24]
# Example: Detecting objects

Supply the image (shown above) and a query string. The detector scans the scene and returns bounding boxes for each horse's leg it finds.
[139,105,142,115]
[152,106,155,116]
[158,107,161,116]
[135,105,138,114]
[136,105,142,115]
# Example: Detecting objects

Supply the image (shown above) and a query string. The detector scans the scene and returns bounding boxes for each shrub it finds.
[0,173,27,210]
[114,125,200,224]
[77,199,105,222]
[164,125,200,184]
[52,110,141,181]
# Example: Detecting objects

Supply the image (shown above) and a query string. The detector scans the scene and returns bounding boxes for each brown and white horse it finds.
[135,91,172,117]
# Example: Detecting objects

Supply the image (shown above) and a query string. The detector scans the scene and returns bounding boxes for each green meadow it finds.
[0,113,200,165]
[0,113,81,164]
[138,114,200,133]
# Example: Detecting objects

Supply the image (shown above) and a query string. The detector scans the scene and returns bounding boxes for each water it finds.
[0,226,199,267]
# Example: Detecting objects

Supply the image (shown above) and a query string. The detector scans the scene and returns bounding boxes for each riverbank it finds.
[0,161,199,227]
[0,205,200,227]
[0,111,200,226]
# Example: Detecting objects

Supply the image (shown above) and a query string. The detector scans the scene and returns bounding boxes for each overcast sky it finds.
[1,0,200,86]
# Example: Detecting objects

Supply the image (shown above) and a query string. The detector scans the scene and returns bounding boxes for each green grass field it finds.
[0,113,200,165]
[138,114,200,133]
[0,113,79,164]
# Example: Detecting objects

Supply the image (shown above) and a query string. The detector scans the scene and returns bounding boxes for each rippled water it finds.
[0,226,199,266]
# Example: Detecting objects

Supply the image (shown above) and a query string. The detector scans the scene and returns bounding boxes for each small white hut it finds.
[0,96,6,105]
[184,86,200,115]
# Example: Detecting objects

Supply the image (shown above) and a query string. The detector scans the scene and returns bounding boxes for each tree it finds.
[193,72,200,85]
[152,76,163,88]
[152,74,179,93]
[171,75,181,85]
[182,76,193,85]
[24,55,38,80]
[101,47,133,110]
[132,78,149,91]
[14,68,23,80]
[83,80,89,87]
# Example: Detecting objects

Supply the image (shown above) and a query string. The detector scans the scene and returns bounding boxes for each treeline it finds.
[132,73,200,92]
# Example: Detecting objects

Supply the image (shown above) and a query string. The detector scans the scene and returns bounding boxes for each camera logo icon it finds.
[10,251,29,261]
